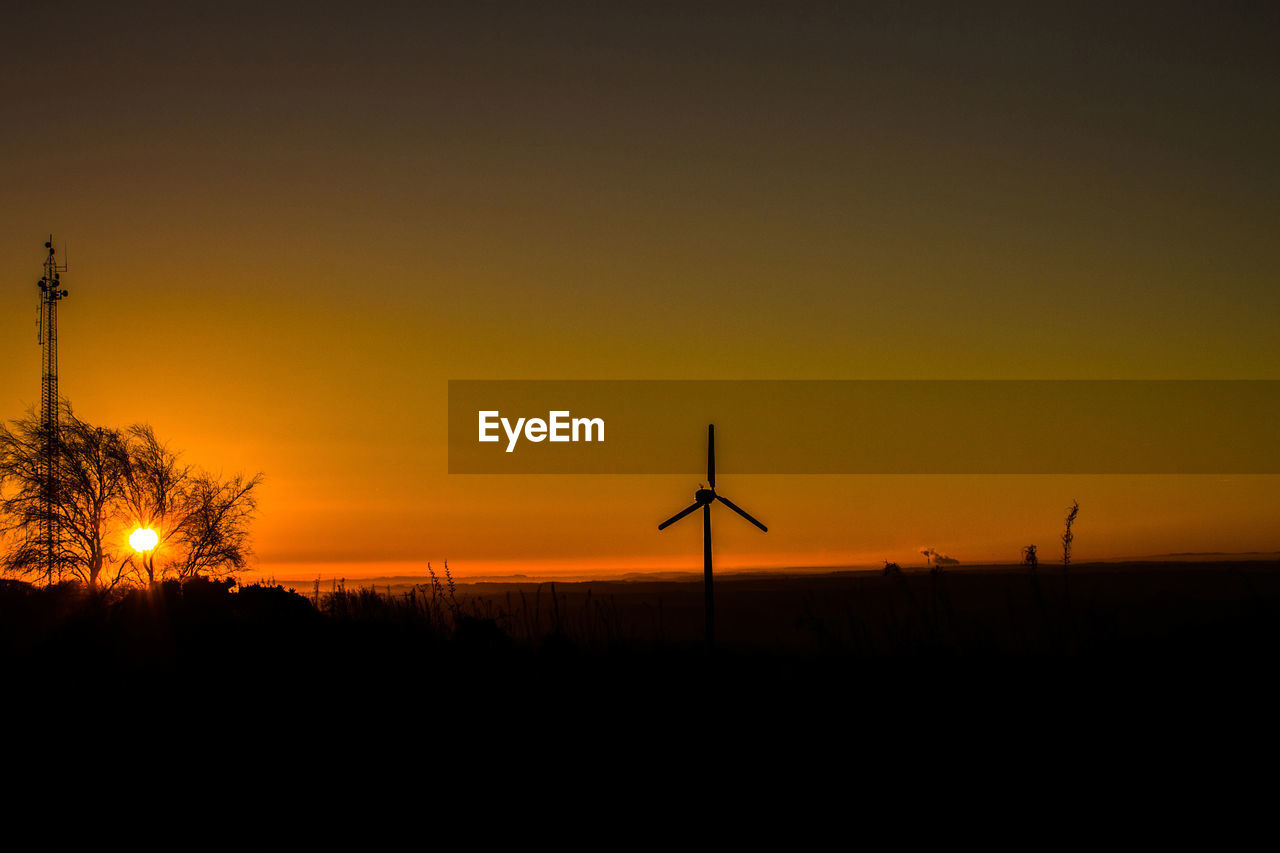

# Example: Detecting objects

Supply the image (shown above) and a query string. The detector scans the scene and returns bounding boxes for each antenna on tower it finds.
[36,236,70,583]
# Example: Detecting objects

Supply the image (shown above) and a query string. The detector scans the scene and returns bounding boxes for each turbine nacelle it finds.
[658,425,768,533]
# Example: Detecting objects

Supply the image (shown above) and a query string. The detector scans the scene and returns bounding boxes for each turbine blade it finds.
[716,495,767,532]
[658,502,701,530]
[707,424,716,490]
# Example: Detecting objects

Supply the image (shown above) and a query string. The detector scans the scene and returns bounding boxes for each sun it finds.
[129,527,159,553]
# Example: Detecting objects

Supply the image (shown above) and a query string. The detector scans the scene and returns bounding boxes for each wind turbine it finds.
[658,424,767,645]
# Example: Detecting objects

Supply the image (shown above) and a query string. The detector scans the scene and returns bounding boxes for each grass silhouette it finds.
[7,561,1279,671]
[6,561,1280,743]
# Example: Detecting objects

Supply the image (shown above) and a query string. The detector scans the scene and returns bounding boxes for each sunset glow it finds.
[6,3,1280,732]
[2,4,1277,584]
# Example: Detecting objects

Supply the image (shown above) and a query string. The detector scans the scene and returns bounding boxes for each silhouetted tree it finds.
[121,424,190,583]
[1023,545,1038,570]
[167,470,263,579]
[119,423,262,581]
[1062,500,1079,565]
[0,404,132,590]
[1,406,263,588]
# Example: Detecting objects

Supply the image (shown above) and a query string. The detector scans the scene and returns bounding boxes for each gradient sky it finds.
[2,2,1278,578]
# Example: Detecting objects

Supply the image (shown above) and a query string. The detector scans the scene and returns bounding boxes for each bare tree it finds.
[0,409,51,577]
[167,470,263,579]
[2,406,263,588]
[1062,500,1079,565]
[1023,544,1038,570]
[120,424,191,583]
[0,404,133,590]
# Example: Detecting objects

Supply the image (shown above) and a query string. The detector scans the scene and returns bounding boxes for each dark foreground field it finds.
[417,561,1280,657]
[7,565,1277,788]
[5,561,1280,715]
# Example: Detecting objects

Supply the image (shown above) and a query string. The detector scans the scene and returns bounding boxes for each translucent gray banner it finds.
[447,380,1280,474]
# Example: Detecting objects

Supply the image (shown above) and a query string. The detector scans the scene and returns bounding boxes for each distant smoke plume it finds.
[920,547,959,566]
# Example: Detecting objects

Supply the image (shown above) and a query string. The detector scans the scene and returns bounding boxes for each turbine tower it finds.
[658,425,767,646]
[36,237,69,582]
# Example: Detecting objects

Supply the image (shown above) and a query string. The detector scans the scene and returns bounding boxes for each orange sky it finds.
[2,3,1278,579]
